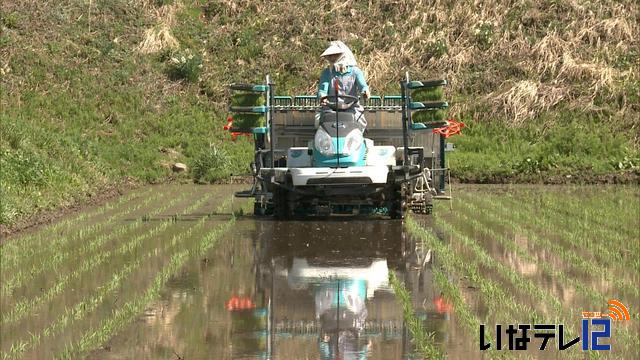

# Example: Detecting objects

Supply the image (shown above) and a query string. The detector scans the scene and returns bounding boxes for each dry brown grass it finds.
[138,25,179,54]
[492,81,568,125]
[137,2,182,54]
[2,0,638,127]
[208,0,638,126]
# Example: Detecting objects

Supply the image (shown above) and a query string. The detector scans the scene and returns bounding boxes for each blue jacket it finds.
[317,66,369,99]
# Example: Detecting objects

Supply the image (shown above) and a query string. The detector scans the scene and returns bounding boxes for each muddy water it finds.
[90,218,475,359]
[2,184,637,359]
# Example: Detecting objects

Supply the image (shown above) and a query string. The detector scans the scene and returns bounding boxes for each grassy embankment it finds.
[1,0,638,228]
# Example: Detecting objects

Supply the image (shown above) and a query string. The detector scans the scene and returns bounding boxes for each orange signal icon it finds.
[601,299,630,321]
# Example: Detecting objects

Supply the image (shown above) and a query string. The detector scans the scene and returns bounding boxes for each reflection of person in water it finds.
[319,330,373,360]
[315,279,372,359]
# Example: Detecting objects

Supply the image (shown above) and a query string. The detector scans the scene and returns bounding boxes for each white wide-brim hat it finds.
[320,43,344,57]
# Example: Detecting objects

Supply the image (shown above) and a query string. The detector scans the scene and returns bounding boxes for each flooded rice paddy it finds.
[0,184,638,359]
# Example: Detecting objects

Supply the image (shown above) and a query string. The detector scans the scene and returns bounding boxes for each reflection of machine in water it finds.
[228,220,450,359]
[289,256,388,359]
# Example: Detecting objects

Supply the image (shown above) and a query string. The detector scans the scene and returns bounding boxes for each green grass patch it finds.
[2,0,638,229]
[447,112,640,183]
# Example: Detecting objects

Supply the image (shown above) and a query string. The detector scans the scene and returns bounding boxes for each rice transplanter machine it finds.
[226,73,461,219]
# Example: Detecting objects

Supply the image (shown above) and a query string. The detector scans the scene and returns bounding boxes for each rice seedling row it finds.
[549,187,637,220]
[430,270,529,360]
[1,194,233,359]
[57,207,240,358]
[451,199,640,344]
[512,184,636,205]
[531,190,639,241]
[0,188,155,264]
[457,191,625,276]
[448,202,639,351]
[461,195,639,301]
[408,218,544,322]
[525,192,635,247]
[411,216,615,360]
[482,193,637,268]
[0,188,167,274]
[388,271,444,359]
[433,213,567,316]
[1,258,144,360]
[0,192,215,326]
[10,187,172,265]
[406,218,541,359]
[0,188,189,296]
[406,218,545,345]
[452,200,608,306]
[458,193,639,299]
[430,269,478,339]
[451,195,639,348]
[435,208,636,354]
[499,187,638,238]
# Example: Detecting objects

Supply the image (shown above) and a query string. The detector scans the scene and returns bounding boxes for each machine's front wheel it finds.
[273,187,291,220]
[253,202,265,216]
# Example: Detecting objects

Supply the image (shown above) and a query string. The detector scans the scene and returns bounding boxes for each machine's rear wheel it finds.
[389,184,406,220]
[425,203,433,215]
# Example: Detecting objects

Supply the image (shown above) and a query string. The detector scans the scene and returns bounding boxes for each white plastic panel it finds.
[287,147,312,168]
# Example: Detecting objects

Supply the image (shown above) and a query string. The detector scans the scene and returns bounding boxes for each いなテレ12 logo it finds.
[480,299,631,351]
[581,299,630,351]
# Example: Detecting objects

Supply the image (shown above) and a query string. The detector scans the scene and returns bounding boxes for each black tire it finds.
[273,187,290,220]
[264,202,274,216]
[254,202,266,216]
[389,185,406,220]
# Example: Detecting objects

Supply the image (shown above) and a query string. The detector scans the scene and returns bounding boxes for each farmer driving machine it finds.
[226,73,462,219]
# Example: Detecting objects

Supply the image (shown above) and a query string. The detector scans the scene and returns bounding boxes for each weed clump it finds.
[167,49,203,82]
[0,11,20,29]
[474,21,494,50]
[192,140,252,184]
[426,39,448,59]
